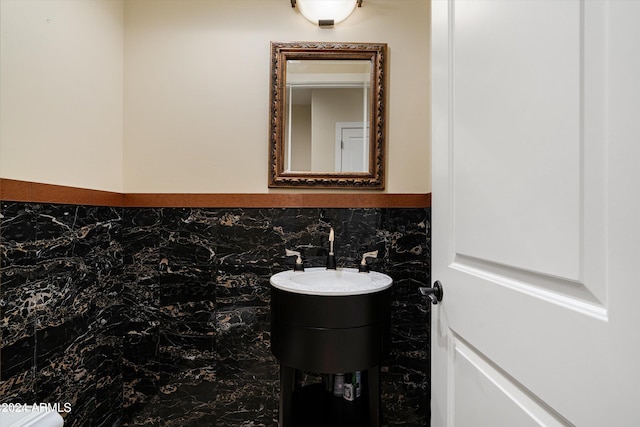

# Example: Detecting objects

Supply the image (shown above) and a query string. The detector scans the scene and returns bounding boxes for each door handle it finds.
[419,281,444,305]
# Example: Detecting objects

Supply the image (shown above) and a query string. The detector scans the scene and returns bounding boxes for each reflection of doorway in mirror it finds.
[335,122,369,172]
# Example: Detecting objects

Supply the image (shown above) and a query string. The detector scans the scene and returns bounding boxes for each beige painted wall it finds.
[312,88,363,171]
[290,104,312,171]
[1,0,430,194]
[0,0,124,192]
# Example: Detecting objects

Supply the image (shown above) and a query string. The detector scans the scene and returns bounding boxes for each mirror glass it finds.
[269,42,387,189]
[285,59,371,173]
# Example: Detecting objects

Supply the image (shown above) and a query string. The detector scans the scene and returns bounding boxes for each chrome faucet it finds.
[326,227,336,270]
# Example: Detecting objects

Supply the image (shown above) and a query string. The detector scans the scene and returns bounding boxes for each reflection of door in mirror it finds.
[284,60,371,173]
[336,122,369,172]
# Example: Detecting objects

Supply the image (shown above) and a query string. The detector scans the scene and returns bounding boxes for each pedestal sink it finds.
[270,267,393,426]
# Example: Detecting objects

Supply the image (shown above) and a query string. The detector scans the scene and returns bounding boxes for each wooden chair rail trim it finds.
[0,179,430,208]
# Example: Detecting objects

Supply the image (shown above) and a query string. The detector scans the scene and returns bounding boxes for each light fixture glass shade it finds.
[296,0,358,26]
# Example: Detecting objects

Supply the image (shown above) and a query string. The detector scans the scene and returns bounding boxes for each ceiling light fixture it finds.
[291,0,363,27]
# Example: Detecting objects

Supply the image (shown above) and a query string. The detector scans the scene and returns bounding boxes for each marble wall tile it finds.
[1,203,123,427]
[94,308,125,427]
[1,204,430,426]
[382,208,431,425]
[119,208,218,425]
[1,204,41,379]
[214,377,279,426]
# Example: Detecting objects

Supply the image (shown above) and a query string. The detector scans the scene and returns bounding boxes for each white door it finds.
[431,1,640,426]
[336,122,368,172]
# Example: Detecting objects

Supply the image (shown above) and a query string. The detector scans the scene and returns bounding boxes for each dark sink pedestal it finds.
[270,286,391,427]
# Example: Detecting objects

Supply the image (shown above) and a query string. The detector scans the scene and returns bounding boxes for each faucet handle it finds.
[285,249,305,271]
[359,250,379,272]
[361,250,378,262]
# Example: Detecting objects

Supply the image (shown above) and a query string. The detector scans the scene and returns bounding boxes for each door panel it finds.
[431,1,640,426]
[339,125,367,172]
[452,335,569,427]
[453,0,582,282]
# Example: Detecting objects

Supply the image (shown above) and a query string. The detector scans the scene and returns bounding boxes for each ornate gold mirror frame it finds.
[268,41,387,189]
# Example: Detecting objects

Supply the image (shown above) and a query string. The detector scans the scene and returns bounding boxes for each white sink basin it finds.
[270,267,393,296]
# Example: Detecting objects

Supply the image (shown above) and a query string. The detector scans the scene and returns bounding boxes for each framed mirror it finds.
[268,42,387,189]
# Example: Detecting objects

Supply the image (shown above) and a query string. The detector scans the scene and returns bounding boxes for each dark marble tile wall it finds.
[1,203,430,426]
[0,203,123,426]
